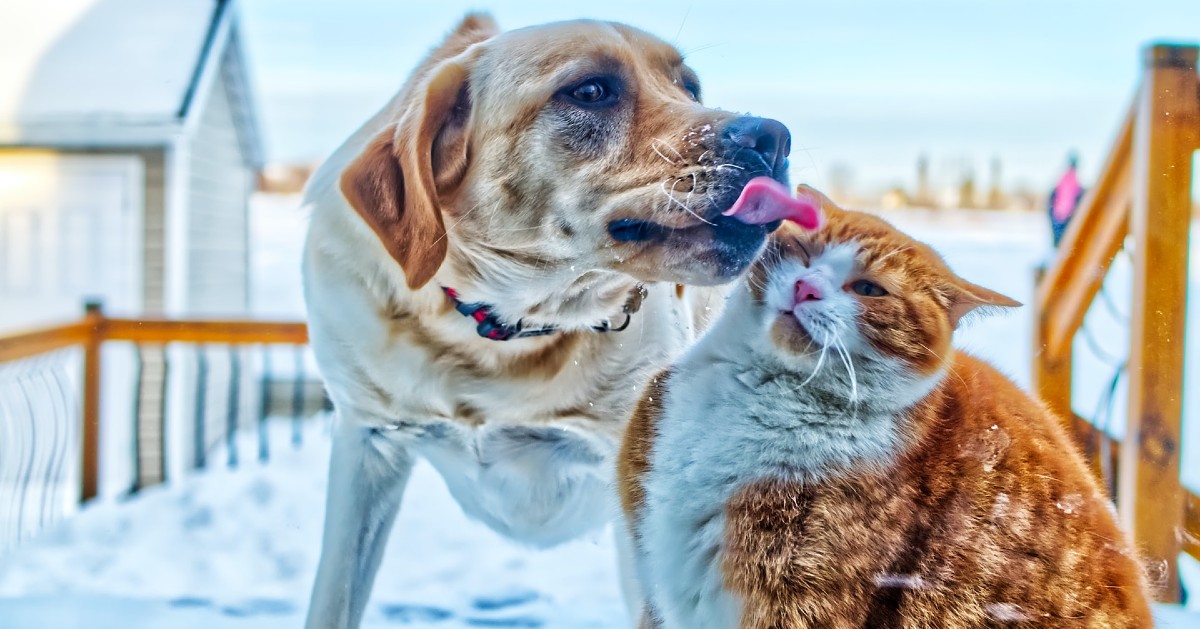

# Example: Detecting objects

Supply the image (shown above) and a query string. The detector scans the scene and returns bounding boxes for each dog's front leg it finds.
[613,513,648,628]
[306,414,414,629]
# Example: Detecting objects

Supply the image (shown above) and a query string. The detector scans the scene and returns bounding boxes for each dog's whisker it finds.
[671,177,713,226]
[685,172,698,212]
[660,178,714,226]
[650,138,684,166]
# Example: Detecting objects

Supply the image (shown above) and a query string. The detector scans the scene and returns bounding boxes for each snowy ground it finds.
[1,207,1199,626]
[0,420,626,627]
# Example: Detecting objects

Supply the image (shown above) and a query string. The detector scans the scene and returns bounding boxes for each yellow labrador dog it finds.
[303,14,797,628]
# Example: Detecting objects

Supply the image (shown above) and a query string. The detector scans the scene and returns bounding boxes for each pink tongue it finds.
[723,176,822,230]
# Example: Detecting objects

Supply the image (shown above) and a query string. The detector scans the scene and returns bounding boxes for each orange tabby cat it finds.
[618,186,1153,628]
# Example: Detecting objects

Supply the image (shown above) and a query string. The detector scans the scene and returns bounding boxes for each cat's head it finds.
[741,185,1020,397]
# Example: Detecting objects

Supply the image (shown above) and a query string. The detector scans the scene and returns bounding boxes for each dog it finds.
[301,14,794,628]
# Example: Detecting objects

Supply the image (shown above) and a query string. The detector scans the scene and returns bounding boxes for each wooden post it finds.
[1120,43,1199,602]
[1032,267,1074,425]
[81,300,104,502]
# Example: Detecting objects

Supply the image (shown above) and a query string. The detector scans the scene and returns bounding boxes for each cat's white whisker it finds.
[832,337,859,405]
[799,328,831,388]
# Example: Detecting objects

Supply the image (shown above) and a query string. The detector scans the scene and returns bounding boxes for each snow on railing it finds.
[0,302,320,549]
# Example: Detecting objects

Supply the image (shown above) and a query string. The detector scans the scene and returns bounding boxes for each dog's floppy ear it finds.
[340,57,475,289]
[339,14,496,289]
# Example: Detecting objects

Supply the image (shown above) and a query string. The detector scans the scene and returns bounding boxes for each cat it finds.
[617,186,1154,628]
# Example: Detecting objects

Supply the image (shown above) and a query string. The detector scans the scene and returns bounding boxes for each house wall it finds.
[185,45,253,316]
[171,42,260,474]
[142,150,166,312]
[0,147,161,323]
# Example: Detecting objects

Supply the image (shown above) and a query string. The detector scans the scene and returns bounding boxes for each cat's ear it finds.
[947,280,1022,329]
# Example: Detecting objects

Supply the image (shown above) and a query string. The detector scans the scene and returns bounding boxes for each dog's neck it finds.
[437,243,641,333]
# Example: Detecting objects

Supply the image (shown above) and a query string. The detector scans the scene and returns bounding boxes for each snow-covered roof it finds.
[0,0,259,158]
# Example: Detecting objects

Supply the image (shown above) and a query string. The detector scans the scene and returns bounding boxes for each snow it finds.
[1,206,1199,626]
[0,419,1196,627]
[0,0,217,143]
[0,419,625,628]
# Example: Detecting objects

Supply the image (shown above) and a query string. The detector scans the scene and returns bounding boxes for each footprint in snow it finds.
[379,603,454,623]
[168,597,212,608]
[219,598,296,616]
[470,589,539,611]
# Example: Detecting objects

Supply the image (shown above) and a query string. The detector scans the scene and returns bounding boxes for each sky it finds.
[236,0,1200,197]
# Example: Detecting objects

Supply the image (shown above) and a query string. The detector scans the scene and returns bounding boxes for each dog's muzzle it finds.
[607,115,793,245]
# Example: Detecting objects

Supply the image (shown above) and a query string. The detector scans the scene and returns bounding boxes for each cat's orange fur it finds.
[618,188,1153,628]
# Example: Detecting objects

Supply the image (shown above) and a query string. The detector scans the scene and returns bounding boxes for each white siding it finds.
[185,47,252,316]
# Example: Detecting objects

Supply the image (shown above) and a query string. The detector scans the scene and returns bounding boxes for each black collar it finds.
[441,284,647,341]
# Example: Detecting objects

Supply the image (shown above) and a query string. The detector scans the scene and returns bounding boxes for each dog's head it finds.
[341,15,793,323]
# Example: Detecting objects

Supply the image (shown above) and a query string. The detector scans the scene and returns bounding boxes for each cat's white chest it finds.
[637,355,821,628]
[636,331,909,628]
[638,364,750,629]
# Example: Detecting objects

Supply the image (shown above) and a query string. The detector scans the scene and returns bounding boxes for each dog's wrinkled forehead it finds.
[470,20,695,114]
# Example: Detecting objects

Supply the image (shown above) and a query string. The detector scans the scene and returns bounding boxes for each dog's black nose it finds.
[723,116,791,175]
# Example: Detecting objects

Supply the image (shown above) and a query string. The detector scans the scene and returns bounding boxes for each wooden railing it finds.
[0,302,309,512]
[1032,43,1199,601]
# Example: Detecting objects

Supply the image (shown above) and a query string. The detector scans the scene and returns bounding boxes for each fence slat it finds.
[292,346,305,447]
[130,346,144,493]
[194,347,209,470]
[259,347,271,463]
[226,350,241,469]
[14,373,37,543]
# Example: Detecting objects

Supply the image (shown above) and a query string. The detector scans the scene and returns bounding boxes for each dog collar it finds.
[441,284,648,341]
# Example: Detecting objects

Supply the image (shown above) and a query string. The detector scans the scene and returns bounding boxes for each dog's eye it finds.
[565,78,617,107]
[682,81,700,102]
[850,280,887,298]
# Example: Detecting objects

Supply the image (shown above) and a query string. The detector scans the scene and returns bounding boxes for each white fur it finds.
[635,245,945,629]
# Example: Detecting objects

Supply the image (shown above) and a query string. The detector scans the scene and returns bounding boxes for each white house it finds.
[0,0,264,494]
[0,0,262,330]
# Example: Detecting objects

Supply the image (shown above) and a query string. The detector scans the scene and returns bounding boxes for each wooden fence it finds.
[1032,43,1199,601]
[0,302,311,546]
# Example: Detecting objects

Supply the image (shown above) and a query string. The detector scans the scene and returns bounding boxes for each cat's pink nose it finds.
[794,278,823,303]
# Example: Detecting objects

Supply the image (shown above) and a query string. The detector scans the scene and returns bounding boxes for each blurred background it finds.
[0,1,1197,627]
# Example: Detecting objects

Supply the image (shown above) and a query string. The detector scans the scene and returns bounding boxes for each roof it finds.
[0,0,260,162]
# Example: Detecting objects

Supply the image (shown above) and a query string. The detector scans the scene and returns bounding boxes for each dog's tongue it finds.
[723,177,822,230]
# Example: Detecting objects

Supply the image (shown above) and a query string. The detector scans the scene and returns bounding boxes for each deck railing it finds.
[1032,43,1199,601]
[0,302,313,547]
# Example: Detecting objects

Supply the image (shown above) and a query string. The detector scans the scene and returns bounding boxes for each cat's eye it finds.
[850,280,887,297]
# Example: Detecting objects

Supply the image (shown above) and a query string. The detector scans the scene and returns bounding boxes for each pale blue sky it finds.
[237,0,1199,195]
